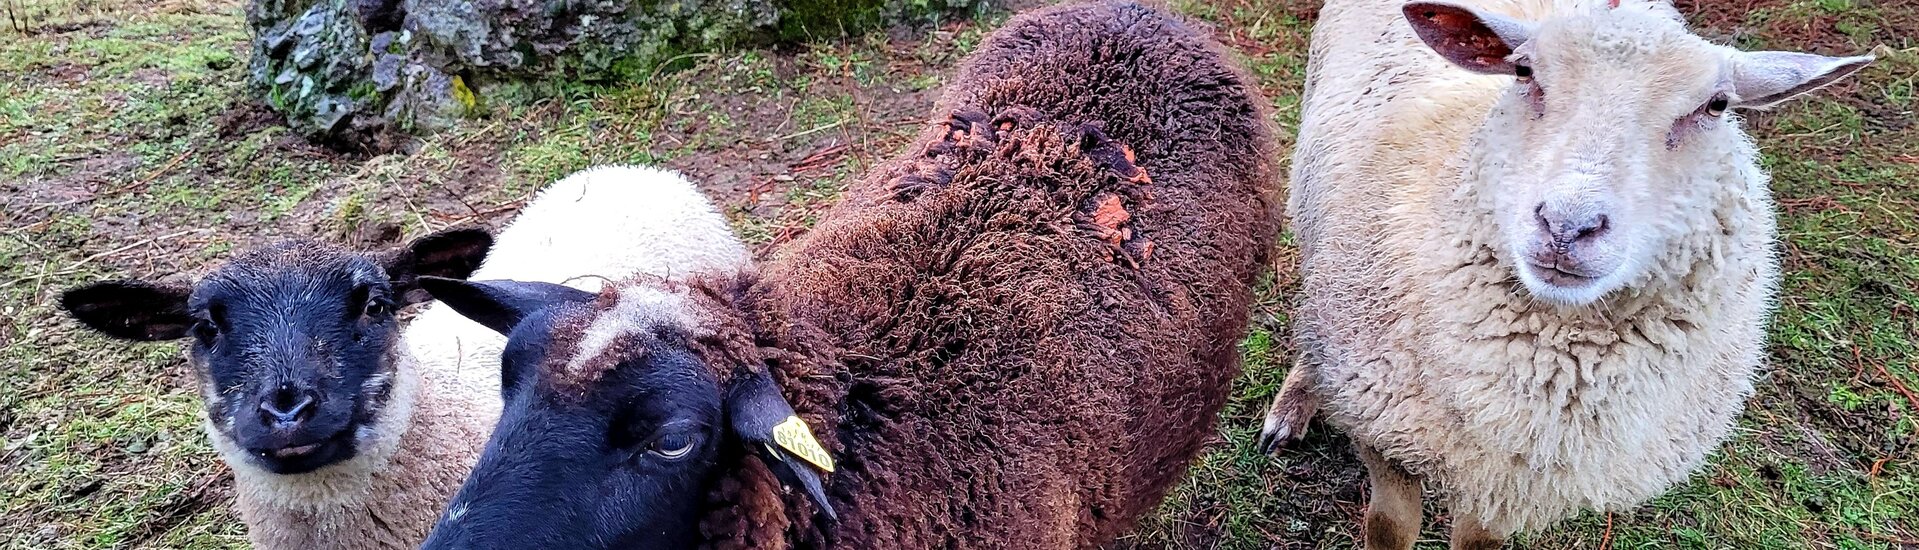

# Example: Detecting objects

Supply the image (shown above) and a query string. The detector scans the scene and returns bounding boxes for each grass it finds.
[1,0,1914,548]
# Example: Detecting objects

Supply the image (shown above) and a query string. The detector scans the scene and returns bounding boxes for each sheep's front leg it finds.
[1256,362,1318,454]
[1358,443,1423,550]
[1448,514,1505,550]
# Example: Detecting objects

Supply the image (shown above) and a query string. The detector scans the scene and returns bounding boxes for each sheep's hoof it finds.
[1256,391,1316,455]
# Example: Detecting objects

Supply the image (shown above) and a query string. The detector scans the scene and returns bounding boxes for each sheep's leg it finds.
[1448,514,1505,550]
[1358,443,1423,550]
[1256,363,1318,454]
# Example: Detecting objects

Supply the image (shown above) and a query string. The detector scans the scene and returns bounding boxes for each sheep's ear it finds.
[384,228,493,305]
[60,281,194,341]
[726,370,837,522]
[1403,2,1536,75]
[418,277,595,335]
[1729,52,1873,110]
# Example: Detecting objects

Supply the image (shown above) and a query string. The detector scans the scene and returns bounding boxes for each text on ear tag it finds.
[773,416,835,473]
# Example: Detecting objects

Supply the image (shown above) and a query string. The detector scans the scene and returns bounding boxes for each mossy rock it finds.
[247,0,991,147]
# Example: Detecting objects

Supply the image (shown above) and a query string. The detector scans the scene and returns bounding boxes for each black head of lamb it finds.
[59,229,492,474]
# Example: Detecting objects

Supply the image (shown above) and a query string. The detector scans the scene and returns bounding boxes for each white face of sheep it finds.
[1404,1,1872,305]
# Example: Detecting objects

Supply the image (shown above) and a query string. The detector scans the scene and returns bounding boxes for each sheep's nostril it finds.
[1572,214,1610,243]
[259,388,317,427]
[1537,203,1609,246]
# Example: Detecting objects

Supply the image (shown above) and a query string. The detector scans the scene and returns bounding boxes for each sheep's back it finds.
[408,165,749,395]
[763,2,1279,546]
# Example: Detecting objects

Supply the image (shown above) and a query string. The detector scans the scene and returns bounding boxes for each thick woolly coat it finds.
[222,166,748,548]
[689,2,1280,548]
[1288,0,1774,534]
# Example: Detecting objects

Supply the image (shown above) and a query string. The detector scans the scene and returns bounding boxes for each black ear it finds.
[1403,2,1537,75]
[418,277,595,335]
[60,281,195,341]
[726,370,837,522]
[384,228,493,305]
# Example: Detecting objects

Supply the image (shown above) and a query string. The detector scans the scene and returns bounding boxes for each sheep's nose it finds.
[258,385,318,429]
[1534,202,1610,249]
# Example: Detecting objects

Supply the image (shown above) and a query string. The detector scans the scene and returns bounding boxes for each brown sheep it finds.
[415,2,1281,548]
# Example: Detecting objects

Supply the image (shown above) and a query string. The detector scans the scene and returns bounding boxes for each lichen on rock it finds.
[248,0,988,148]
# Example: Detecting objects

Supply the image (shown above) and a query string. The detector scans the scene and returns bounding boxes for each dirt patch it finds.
[213,101,286,139]
[661,39,945,203]
[1677,0,1918,51]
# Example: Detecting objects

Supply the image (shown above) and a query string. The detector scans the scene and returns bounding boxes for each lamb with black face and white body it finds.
[1253,0,1873,548]
[417,2,1282,548]
[59,165,744,549]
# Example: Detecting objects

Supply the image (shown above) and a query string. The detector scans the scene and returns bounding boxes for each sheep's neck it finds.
[694,279,851,550]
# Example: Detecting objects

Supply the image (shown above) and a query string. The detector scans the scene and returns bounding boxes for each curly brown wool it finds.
[693,1,1279,547]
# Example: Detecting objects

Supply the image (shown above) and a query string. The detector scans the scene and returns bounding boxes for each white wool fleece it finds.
[225,165,750,549]
[1288,0,1773,535]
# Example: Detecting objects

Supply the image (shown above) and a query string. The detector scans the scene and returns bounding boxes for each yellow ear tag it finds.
[772,415,835,473]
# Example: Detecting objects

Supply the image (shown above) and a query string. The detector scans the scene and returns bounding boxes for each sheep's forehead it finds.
[198,240,381,305]
[1532,12,1722,98]
[539,281,700,388]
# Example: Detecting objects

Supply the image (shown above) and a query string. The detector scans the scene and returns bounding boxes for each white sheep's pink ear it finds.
[1729,51,1873,110]
[1403,1,1537,75]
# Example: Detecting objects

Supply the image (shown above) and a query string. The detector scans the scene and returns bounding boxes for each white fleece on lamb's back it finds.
[406,164,751,395]
[474,164,750,287]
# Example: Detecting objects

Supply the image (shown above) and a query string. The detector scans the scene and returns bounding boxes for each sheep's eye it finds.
[363,298,390,318]
[355,285,390,319]
[651,432,698,460]
[1514,64,1533,82]
[191,320,218,346]
[1706,95,1730,117]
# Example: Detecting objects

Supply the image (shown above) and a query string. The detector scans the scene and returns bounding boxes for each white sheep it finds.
[61,165,747,548]
[1254,0,1871,547]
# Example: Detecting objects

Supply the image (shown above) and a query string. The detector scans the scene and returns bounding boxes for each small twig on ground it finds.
[1850,346,1868,387]
[428,199,527,227]
[122,468,225,545]
[772,120,846,143]
[1856,531,1919,545]
[1599,512,1614,549]
[1872,360,1919,418]
[790,143,849,173]
[120,147,195,195]
[0,228,210,290]
[61,228,210,273]
[22,147,197,216]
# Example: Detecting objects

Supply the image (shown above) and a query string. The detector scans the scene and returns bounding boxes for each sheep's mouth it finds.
[1525,261,1602,288]
[247,429,357,474]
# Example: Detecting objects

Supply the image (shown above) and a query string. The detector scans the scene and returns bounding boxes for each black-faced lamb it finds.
[1254,0,1872,548]
[414,2,1281,548]
[58,165,745,548]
